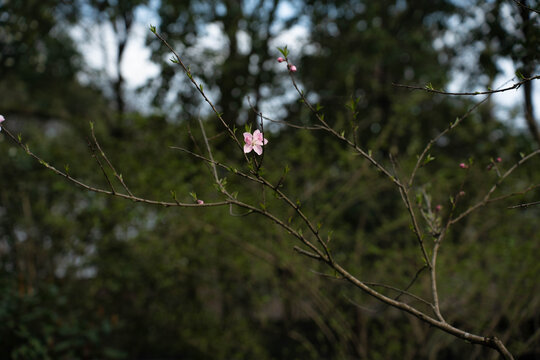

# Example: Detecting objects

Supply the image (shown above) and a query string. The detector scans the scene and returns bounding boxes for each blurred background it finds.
[0,0,539,359]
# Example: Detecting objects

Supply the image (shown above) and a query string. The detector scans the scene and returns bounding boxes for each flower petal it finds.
[244,144,253,153]
[263,138,268,145]
[253,129,262,140]
[253,145,263,155]
[243,132,252,144]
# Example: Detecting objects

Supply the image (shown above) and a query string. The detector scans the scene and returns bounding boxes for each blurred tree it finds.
[457,0,540,145]
[1,0,539,359]
[85,0,151,122]
[0,0,106,131]
[294,0,458,152]
[148,0,296,128]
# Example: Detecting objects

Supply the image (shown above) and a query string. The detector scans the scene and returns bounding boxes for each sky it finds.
[71,2,539,128]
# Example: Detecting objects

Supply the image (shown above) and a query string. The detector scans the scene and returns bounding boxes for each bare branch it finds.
[331,262,514,359]
[396,265,428,302]
[510,0,540,14]
[508,199,540,209]
[408,96,490,188]
[87,138,116,194]
[151,29,244,153]
[293,246,323,260]
[451,149,540,224]
[364,281,433,308]
[286,68,401,187]
[2,126,229,208]
[393,75,540,96]
[90,123,134,196]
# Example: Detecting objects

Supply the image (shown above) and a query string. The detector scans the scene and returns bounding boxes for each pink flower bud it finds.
[496,157,502,163]
[289,65,297,72]
[277,57,285,63]
[0,115,5,124]
[458,191,466,197]
[197,199,204,205]
[435,204,442,212]
[459,163,468,169]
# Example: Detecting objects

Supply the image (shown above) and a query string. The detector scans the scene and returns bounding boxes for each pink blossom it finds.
[435,204,442,212]
[496,157,502,163]
[289,64,297,72]
[0,115,4,131]
[459,163,468,169]
[197,199,204,205]
[243,129,268,155]
[277,57,285,63]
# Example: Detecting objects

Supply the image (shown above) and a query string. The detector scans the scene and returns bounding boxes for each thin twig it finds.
[389,154,432,269]
[510,0,540,14]
[2,126,229,208]
[451,149,540,224]
[508,199,540,209]
[198,116,221,187]
[152,29,244,152]
[393,75,539,96]
[87,138,116,194]
[293,246,323,260]
[258,176,334,261]
[364,281,433,308]
[170,145,263,184]
[408,96,490,188]
[395,265,428,301]
[90,124,134,196]
[286,68,401,187]
[331,261,514,359]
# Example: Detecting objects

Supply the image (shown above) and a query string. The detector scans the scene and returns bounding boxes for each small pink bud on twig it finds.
[289,64,297,72]
[435,204,442,212]
[458,191,466,197]
[496,157,502,163]
[197,199,204,205]
[0,115,5,132]
[459,163,468,169]
[277,57,285,63]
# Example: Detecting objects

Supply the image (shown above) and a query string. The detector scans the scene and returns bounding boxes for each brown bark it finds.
[518,1,540,147]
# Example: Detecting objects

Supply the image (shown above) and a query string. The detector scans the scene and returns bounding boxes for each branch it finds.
[87,138,116,193]
[2,126,229,208]
[510,0,540,14]
[278,66,515,357]
[395,265,428,302]
[508,199,540,209]
[170,145,263,185]
[393,75,540,96]
[408,96,490,188]
[364,281,433,308]
[151,28,244,153]
[331,262,514,359]
[286,67,401,188]
[388,155,432,270]
[90,123,133,196]
[293,246,323,260]
[451,149,540,224]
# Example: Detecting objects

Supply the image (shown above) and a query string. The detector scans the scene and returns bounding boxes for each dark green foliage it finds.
[1,1,539,359]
